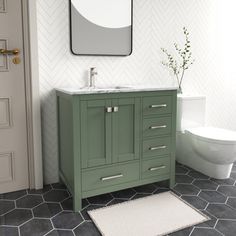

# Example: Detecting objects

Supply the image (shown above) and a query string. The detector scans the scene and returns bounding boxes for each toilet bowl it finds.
[176,95,236,179]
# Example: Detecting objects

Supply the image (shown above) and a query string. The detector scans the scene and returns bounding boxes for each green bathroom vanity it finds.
[56,87,177,211]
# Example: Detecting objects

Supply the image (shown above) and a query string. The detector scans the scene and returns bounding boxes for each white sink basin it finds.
[95,86,132,90]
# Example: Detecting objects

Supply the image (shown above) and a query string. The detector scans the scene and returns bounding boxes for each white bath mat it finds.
[88,191,209,236]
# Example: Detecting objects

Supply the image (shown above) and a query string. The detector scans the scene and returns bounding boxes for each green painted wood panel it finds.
[143,136,171,158]
[143,116,172,137]
[57,96,74,190]
[57,90,177,211]
[72,96,82,211]
[143,95,172,116]
[141,156,170,179]
[81,100,112,168]
[112,98,140,163]
[82,161,139,192]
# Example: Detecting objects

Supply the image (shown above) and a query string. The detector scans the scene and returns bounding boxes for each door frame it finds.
[20,0,43,189]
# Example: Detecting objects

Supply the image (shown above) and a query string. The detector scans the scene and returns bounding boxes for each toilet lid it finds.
[186,127,236,144]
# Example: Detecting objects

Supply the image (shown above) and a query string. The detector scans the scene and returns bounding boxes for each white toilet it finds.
[176,95,236,179]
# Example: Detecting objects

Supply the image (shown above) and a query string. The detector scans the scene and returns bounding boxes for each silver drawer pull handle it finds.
[113,106,119,113]
[101,174,123,181]
[149,125,167,130]
[149,145,167,151]
[106,107,112,113]
[149,166,166,171]
[150,104,167,108]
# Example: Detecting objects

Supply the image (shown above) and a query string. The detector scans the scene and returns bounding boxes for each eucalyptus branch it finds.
[161,27,195,93]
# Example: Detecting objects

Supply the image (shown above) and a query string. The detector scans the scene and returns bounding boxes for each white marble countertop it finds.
[56,85,178,95]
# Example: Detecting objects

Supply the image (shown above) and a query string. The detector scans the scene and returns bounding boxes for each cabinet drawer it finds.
[82,162,139,192]
[143,96,172,116]
[143,116,171,137]
[142,157,170,179]
[143,137,171,158]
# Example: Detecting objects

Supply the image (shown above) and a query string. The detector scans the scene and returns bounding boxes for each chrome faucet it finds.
[89,67,98,88]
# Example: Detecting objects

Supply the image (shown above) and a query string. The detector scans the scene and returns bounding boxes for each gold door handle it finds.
[0,48,20,55]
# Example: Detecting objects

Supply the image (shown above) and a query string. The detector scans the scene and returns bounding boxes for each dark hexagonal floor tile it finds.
[230,172,236,179]
[0,200,15,215]
[133,183,157,194]
[191,228,222,236]
[0,226,18,236]
[61,198,73,211]
[107,199,126,206]
[82,199,89,209]
[210,178,235,186]
[33,202,62,218]
[171,190,181,197]
[232,164,236,171]
[43,190,69,202]
[112,188,136,199]
[193,180,218,190]
[176,175,194,184]
[81,205,104,221]
[131,193,151,200]
[52,183,67,190]
[176,165,189,175]
[197,210,217,228]
[1,190,27,200]
[227,198,236,209]
[188,171,209,179]
[28,185,52,195]
[169,226,193,236]
[74,221,101,236]
[52,212,83,229]
[0,209,32,226]
[16,195,43,208]
[46,229,74,236]
[87,193,113,205]
[216,219,236,236]
[154,180,169,188]
[218,186,236,197]
[207,203,236,219]
[181,196,208,210]
[20,219,53,236]
[61,197,89,211]
[199,190,227,203]
[173,184,200,195]
[153,188,170,195]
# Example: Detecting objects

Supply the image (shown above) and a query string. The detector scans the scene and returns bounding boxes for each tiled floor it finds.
[1,163,236,236]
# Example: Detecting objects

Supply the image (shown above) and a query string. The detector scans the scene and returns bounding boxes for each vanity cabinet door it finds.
[112,98,140,163]
[81,100,112,168]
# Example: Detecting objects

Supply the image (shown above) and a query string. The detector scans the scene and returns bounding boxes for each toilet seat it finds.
[185,126,236,145]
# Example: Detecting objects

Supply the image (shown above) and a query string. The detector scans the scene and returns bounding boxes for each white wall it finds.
[37,0,236,184]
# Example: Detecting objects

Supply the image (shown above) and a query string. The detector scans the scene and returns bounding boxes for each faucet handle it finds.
[90,67,98,75]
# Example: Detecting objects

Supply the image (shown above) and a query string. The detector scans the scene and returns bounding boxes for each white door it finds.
[0,0,29,193]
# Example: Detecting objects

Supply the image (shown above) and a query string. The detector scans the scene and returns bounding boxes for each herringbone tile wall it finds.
[37,0,236,183]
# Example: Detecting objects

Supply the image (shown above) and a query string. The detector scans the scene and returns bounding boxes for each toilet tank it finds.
[177,95,206,132]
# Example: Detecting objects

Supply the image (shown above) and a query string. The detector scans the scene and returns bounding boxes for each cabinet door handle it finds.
[101,174,123,181]
[149,125,167,130]
[113,106,119,113]
[106,107,112,113]
[149,166,166,171]
[150,104,167,108]
[149,145,167,151]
